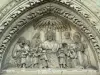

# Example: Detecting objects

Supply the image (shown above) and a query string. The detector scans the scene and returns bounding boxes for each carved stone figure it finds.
[40,31,60,68]
[62,31,75,68]
[13,37,26,68]
[73,32,89,69]
[13,42,22,68]
[21,47,27,68]
[68,44,78,68]
[63,31,73,45]
[12,30,91,69]
[31,32,42,48]
[24,40,31,68]
[39,50,48,68]
[58,43,67,68]
[20,39,29,68]
[32,48,39,68]
[81,39,90,68]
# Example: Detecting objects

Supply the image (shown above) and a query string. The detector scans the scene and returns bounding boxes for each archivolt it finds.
[0,0,100,71]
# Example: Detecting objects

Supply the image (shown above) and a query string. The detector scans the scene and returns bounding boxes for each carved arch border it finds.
[0,0,100,37]
[0,1,100,71]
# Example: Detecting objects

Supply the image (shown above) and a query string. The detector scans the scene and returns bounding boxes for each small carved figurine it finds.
[40,50,48,68]
[32,48,39,68]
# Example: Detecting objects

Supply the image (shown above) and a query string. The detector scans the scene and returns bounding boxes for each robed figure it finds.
[40,31,61,68]
[73,32,89,69]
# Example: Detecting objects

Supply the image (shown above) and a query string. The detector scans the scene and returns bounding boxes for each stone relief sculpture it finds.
[67,44,78,68]
[58,43,67,68]
[31,48,39,68]
[13,37,30,68]
[0,15,92,72]
[62,31,77,68]
[31,32,41,48]
[11,29,91,69]
[73,32,90,69]
[12,37,25,68]
[0,0,100,75]
[39,49,48,68]
[39,31,60,68]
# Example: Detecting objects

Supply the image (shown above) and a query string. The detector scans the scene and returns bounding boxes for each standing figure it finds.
[58,43,67,68]
[81,39,90,68]
[40,31,60,68]
[68,44,78,68]
[21,47,27,68]
[13,43,22,68]
[62,31,75,68]
[40,50,48,68]
[19,39,29,68]
[73,32,89,69]
[24,40,32,68]
[13,37,26,68]
[32,48,39,68]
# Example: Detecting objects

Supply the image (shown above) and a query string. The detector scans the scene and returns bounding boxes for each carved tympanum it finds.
[4,16,95,70]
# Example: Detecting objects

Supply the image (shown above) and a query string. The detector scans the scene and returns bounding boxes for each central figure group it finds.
[14,30,89,69]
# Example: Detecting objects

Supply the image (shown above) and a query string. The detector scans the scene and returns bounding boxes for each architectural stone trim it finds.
[0,0,100,36]
[0,0,100,71]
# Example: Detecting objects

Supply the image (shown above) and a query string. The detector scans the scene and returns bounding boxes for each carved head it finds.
[62,43,68,48]
[46,31,55,41]
[73,32,81,42]
[25,40,30,46]
[17,37,26,47]
[64,31,70,39]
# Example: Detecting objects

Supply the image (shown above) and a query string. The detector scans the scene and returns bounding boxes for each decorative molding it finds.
[0,0,23,19]
[0,0,100,70]
[0,4,99,62]
[0,0,100,37]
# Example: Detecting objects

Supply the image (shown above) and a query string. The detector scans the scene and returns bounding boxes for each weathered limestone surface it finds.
[0,0,100,75]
